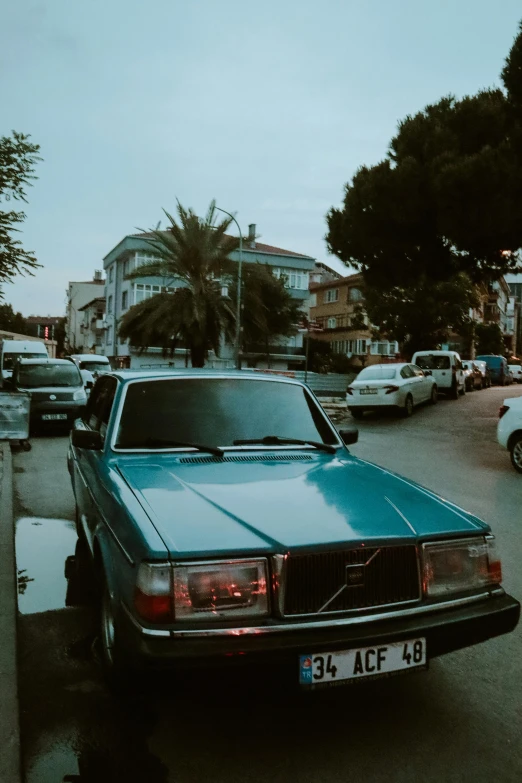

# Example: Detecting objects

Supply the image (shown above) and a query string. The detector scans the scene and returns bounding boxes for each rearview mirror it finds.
[71,428,103,450]
[339,428,359,446]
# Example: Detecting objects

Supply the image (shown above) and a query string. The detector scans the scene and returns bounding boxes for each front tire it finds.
[430,385,438,405]
[99,581,134,688]
[510,435,522,474]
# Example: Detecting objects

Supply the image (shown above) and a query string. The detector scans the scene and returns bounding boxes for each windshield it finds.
[16,364,82,388]
[115,378,337,449]
[79,361,109,372]
[415,355,450,370]
[3,352,47,371]
[357,367,397,380]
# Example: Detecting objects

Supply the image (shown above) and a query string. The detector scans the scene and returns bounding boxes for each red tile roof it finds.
[131,232,314,260]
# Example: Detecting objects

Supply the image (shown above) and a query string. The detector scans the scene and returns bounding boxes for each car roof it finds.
[412,350,459,356]
[70,354,110,361]
[104,369,305,385]
[359,363,408,369]
[17,358,78,366]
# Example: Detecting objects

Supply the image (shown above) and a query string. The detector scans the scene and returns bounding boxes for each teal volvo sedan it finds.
[68,370,520,687]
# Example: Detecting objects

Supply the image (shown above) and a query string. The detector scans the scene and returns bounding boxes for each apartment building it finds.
[309,273,399,366]
[65,272,105,351]
[101,224,315,370]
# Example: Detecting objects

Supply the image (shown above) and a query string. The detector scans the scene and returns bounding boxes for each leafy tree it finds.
[119,201,237,367]
[364,274,479,358]
[234,264,304,363]
[475,322,505,356]
[326,23,522,348]
[0,132,41,293]
[0,302,27,333]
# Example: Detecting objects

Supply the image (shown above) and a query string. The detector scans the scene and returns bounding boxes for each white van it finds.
[411,350,466,399]
[67,354,111,378]
[0,339,48,382]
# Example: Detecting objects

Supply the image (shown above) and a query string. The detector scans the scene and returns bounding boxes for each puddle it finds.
[16,517,78,614]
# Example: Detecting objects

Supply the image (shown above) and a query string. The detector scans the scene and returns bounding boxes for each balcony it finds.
[243,344,305,357]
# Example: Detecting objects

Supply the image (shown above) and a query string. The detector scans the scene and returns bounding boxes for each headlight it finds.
[173,559,269,621]
[73,389,87,401]
[422,537,502,598]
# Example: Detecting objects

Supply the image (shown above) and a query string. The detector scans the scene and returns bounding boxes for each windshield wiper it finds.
[232,435,336,454]
[125,437,224,457]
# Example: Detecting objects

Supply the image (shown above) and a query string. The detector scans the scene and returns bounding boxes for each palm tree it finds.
[119,200,238,367]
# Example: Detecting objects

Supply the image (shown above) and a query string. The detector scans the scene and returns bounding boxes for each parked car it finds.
[10,358,87,429]
[473,360,492,388]
[347,363,437,418]
[0,338,48,383]
[66,354,111,380]
[475,355,509,386]
[67,370,519,685]
[461,361,483,391]
[411,351,466,398]
[508,365,522,384]
[497,396,522,473]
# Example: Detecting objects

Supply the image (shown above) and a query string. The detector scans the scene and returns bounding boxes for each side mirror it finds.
[424,370,432,376]
[339,428,359,446]
[71,428,103,450]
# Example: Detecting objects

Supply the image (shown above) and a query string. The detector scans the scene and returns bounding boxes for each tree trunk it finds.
[191,343,206,367]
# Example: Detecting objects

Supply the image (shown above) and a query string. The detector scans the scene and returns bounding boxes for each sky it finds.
[2,0,521,316]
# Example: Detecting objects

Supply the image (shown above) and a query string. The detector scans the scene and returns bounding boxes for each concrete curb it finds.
[0,441,21,783]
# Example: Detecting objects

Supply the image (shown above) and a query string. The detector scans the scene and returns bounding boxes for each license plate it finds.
[299,638,427,687]
[41,413,68,421]
[360,389,378,395]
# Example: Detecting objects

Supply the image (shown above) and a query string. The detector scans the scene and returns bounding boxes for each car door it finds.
[399,365,416,402]
[408,364,424,405]
[411,364,432,401]
[72,376,118,550]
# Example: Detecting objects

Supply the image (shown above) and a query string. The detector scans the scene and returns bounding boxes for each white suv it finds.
[497,396,522,473]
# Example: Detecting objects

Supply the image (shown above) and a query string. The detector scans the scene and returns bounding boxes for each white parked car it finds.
[347,363,437,418]
[411,350,466,398]
[508,365,522,384]
[497,396,522,473]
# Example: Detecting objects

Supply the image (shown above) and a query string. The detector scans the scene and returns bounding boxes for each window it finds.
[410,365,425,377]
[356,339,367,354]
[114,378,338,449]
[400,366,415,379]
[309,293,317,307]
[120,334,126,345]
[109,265,114,283]
[327,317,337,329]
[358,366,397,381]
[348,287,363,302]
[324,289,339,303]
[108,295,113,314]
[135,252,158,269]
[85,377,118,439]
[273,268,309,290]
[121,290,128,310]
[134,284,161,304]
[123,259,129,277]
[415,355,450,370]
[106,325,112,345]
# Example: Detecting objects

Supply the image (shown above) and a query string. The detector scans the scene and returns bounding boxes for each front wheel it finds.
[429,385,438,405]
[510,435,522,474]
[99,582,134,688]
[402,394,414,418]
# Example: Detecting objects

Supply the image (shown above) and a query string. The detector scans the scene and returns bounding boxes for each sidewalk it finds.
[0,441,21,783]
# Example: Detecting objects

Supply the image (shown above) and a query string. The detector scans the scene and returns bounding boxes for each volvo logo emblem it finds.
[317,549,382,613]
[49,394,56,400]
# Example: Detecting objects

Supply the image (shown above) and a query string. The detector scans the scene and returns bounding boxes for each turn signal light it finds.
[499,405,510,419]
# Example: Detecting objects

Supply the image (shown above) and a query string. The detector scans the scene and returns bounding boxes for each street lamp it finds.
[215,206,243,370]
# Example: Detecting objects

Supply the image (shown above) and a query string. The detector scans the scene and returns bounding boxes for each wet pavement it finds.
[12,390,522,782]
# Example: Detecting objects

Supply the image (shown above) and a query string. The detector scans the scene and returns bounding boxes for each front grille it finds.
[283,545,420,616]
[31,391,74,402]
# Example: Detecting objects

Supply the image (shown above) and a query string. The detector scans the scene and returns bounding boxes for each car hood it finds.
[116,453,487,559]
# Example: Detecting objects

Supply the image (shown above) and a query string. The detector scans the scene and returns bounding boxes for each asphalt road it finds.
[13,385,522,783]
